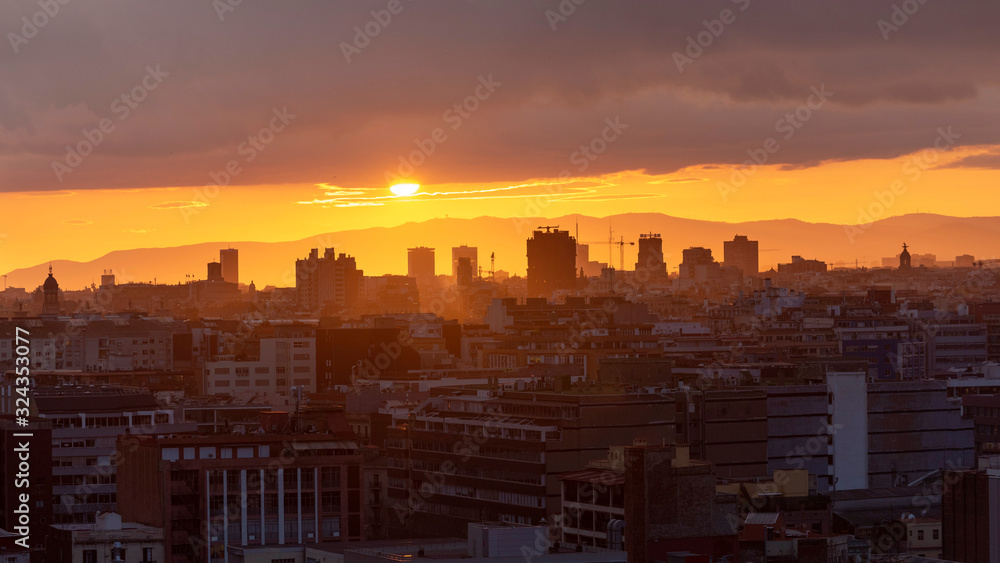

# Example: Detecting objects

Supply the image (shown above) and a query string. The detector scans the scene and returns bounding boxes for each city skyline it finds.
[2,2,1000,276]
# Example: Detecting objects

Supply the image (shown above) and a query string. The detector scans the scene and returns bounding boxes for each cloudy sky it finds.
[1,0,999,273]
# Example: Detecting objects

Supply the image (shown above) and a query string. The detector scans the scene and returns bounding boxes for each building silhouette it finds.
[723,234,759,277]
[220,248,238,283]
[206,261,223,282]
[295,248,362,312]
[42,265,60,315]
[407,247,435,280]
[900,242,912,269]
[635,233,667,278]
[679,247,716,279]
[456,256,474,286]
[526,227,577,297]
[451,245,477,279]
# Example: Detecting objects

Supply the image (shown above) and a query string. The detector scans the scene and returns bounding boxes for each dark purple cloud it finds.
[0,0,998,193]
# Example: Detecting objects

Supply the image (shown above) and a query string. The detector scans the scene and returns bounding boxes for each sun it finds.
[390,183,420,196]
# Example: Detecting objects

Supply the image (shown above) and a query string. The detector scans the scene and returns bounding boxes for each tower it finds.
[635,233,667,278]
[451,245,477,279]
[42,265,60,315]
[723,234,760,277]
[407,247,436,280]
[899,243,911,269]
[220,248,239,284]
[526,227,577,298]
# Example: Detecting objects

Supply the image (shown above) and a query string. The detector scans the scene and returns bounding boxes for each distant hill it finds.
[4,213,998,290]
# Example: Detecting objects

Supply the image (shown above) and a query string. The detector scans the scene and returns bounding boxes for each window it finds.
[932,529,939,540]
[142,547,153,562]
[83,550,97,563]
[917,530,924,541]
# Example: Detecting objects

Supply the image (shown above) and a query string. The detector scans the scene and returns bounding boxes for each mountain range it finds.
[4,213,998,291]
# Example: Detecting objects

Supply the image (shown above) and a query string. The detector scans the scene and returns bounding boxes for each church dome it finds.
[43,271,59,291]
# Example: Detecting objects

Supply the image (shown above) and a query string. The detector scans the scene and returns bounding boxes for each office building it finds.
[451,245,477,279]
[635,233,667,278]
[117,431,365,563]
[295,248,363,312]
[526,227,576,297]
[220,248,239,284]
[407,247,435,280]
[207,261,223,282]
[723,235,759,277]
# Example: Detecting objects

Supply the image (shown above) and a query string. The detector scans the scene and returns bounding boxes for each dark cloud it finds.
[0,0,998,193]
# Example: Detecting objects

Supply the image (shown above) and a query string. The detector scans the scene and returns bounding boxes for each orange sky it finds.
[3,144,998,275]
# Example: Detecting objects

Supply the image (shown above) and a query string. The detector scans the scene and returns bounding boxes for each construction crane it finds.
[614,236,635,271]
[583,225,635,271]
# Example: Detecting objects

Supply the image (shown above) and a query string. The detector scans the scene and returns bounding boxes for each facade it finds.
[11,386,197,525]
[295,248,363,313]
[723,235,759,277]
[407,247,435,281]
[634,233,667,278]
[47,512,164,563]
[777,256,827,274]
[526,228,576,298]
[220,248,239,284]
[942,456,1000,563]
[384,388,675,538]
[117,432,365,563]
[207,261,223,282]
[204,336,316,399]
[451,245,478,279]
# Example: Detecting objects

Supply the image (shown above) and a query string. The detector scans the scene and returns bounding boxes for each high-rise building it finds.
[220,248,239,284]
[456,256,473,286]
[407,247,435,280]
[206,261,223,282]
[295,248,363,312]
[451,245,477,279]
[679,247,717,280]
[723,235,759,277]
[526,227,576,297]
[635,233,667,278]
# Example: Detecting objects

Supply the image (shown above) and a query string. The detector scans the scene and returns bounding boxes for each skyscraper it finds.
[220,248,239,283]
[295,248,363,312]
[723,235,759,277]
[635,233,667,278]
[526,227,576,297]
[452,245,477,279]
[407,247,435,280]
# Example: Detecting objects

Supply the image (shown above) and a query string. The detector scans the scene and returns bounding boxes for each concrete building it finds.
[204,336,317,400]
[220,248,239,284]
[295,248,363,313]
[942,456,1000,563]
[117,431,365,563]
[47,512,164,563]
[723,235,759,277]
[624,445,737,562]
[407,247,435,281]
[5,385,197,525]
[451,245,478,279]
[384,387,675,538]
[526,228,576,298]
[634,233,667,278]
